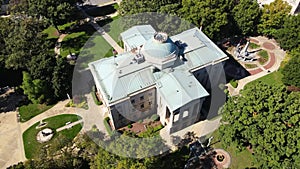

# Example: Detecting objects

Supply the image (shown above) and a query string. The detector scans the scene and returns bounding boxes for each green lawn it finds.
[249,42,260,49]
[244,63,258,69]
[42,26,59,39]
[60,31,90,57]
[42,22,77,40]
[258,50,269,65]
[106,15,122,42]
[23,114,82,159]
[209,131,257,169]
[19,104,54,122]
[245,71,283,89]
[77,34,112,68]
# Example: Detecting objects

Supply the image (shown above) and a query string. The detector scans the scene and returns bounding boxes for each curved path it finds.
[227,36,286,96]
[1,93,108,168]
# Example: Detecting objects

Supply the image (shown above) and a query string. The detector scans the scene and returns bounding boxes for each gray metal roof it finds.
[120,25,156,49]
[156,68,209,111]
[89,26,228,107]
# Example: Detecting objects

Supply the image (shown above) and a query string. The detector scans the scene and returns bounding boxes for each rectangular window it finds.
[140,104,144,109]
[131,99,135,104]
[174,113,179,122]
[140,96,144,101]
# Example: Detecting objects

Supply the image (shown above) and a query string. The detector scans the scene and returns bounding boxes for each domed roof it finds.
[142,32,178,59]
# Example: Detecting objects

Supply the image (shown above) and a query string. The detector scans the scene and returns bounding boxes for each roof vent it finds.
[134,54,145,64]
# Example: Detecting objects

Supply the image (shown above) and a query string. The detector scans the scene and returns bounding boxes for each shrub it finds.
[230,79,238,88]
[150,114,159,121]
[103,117,113,136]
[91,86,102,105]
[127,124,132,128]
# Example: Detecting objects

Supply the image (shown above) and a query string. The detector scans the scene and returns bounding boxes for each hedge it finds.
[103,117,113,136]
[91,86,102,105]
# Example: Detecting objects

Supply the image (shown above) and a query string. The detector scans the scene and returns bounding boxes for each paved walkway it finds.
[76,5,123,54]
[227,36,286,96]
[160,116,222,150]
[56,119,84,132]
[0,92,107,168]
[0,111,25,169]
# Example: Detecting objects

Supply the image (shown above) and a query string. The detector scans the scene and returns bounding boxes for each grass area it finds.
[58,123,82,140]
[19,104,54,122]
[249,42,260,49]
[244,63,258,69]
[42,26,59,39]
[58,21,77,32]
[258,50,269,65]
[104,117,114,136]
[209,131,257,169]
[245,71,283,88]
[78,34,112,68]
[42,22,77,40]
[43,114,82,129]
[138,124,164,137]
[105,15,122,42]
[23,114,82,159]
[60,31,90,57]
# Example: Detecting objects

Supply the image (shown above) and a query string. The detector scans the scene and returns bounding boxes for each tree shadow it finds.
[0,89,27,113]
[83,4,117,17]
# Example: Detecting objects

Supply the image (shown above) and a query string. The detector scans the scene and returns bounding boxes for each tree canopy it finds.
[281,48,300,88]
[219,83,300,168]
[9,0,79,31]
[274,14,300,51]
[232,0,261,35]
[179,0,234,41]
[258,0,291,37]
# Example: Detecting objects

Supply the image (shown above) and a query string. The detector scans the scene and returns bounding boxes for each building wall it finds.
[109,88,157,129]
[169,98,204,133]
[193,62,227,119]
[193,62,225,91]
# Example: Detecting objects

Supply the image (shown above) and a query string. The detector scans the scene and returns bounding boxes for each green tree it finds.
[118,0,180,15]
[179,0,234,41]
[232,0,261,35]
[258,0,291,37]
[3,18,47,70]
[281,48,300,88]
[52,57,74,100]
[274,14,300,51]
[21,72,52,104]
[11,0,78,32]
[219,82,300,168]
